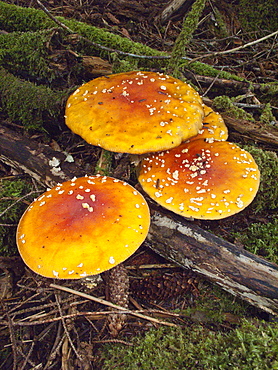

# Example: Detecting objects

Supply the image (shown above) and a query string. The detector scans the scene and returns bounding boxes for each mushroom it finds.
[138,139,260,220]
[189,104,228,142]
[16,175,150,279]
[65,71,204,154]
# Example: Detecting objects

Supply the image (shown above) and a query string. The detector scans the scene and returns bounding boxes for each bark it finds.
[146,208,278,316]
[157,0,195,24]
[1,124,278,315]
[0,125,85,188]
[222,114,278,147]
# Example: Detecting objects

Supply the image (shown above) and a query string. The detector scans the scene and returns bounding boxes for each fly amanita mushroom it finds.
[189,104,228,142]
[138,139,260,220]
[16,175,150,279]
[65,71,204,154]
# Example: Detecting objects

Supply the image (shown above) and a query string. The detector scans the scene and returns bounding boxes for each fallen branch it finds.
[222,114,278,147]
[0,125,85,188]
[157,0,195,24]
[1,124,278,315]
[146,209,278,316]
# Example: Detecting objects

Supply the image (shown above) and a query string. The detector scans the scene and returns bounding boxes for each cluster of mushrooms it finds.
[16,71,260,280]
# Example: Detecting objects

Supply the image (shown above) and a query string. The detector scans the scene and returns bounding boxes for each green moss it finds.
[233,218,278,264]
[259,103,276,124]
[244,146,278,213]
[213,95,255,121]
[109,53,140,74]
[95,150,113,176]
[0,67,66,130]
[0,1,250,79]
[0,178,34,256]
[0,30,57,81]
[0,1,168,71]
[237,0,278,32]
[260,83,278,96]
[100,320,278,369]
[212,7,229,39]
[180,282,252,326]
[170,0,206,74]
[190,62,245,81]
[0,1,53,32]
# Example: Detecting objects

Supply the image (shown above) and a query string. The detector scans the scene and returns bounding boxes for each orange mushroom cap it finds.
[189,104,228,142]
[138,140,260,220]
[16,175,150,279]
[65,71,204,154]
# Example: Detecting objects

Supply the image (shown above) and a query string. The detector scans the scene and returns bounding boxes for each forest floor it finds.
[0,0,278,369]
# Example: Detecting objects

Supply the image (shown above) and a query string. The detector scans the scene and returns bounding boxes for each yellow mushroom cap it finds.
[65,71,204,154]
[138,140,260,220]
[189,104,228,142]
[16,176,150,279]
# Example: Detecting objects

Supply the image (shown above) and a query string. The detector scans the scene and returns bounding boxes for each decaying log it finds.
[146,209,278,316]
[222,114,278,147]
[202,97,278,147]
[157,0,195,24]
[0,125,85,188]
[1,124,278,315]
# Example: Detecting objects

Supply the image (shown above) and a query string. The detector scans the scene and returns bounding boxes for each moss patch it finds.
[237,0,278,32]
[0,177,34,256]
[0,1,168,71]
[213,95,255,121]
[233,218,278,264]
[100,320,278,369]
[0,67,66,130]
[0,30,56,82]
[0,1,253,79]
[244,146,278,214]
[169,0,206,75]
[260,103,276,125]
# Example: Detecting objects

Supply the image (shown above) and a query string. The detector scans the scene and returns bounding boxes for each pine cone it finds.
[131,270,199,302]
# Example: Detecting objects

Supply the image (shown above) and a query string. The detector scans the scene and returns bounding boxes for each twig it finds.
[92,339,133,346]
[2,302,18,370]
[50,283,178,327]
[54,292,83,362]
[0,308,179,327]
[19,341,35,370]
[126,263,178,270]
[36,0,73,33]
[42,324,64,370]
[202,67,224,96]
[189,29,278,62]
[16,346,42,369]
[0,191,40,218]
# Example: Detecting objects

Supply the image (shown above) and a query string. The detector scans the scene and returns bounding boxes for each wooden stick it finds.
[50,283,177,327]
